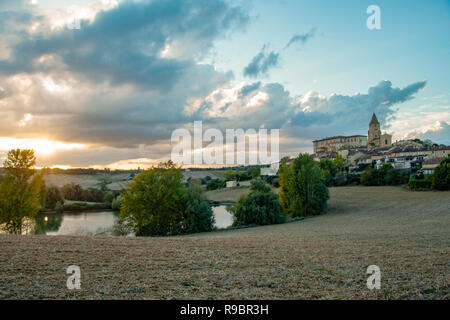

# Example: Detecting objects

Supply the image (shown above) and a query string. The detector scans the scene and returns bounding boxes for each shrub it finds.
[103,190,119,205]
[279,154,329,217]
[45,185,64,209]
[432,157,450,190]
[384,168,408,185]
[319,158,337,186]
[206,179,226,191]
[361,167,382,186]
[61,183,84,201]
[225,170,251,182]
[361,165,408,186]
[271,177,280,188]
[408,176,432,190]
[232,179,285,226]
[83,187,104,202]
[182,180,214,233]
[111,195,122,210]
[347,173,361,185]
[334,173,348,186]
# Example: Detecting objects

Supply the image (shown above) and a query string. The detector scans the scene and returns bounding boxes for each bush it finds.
[319,158,337,186]
[61,183,106,202]
[83,187,104,202]
[361,165,407,186]
[347,173,361,185]
[182,180,214,233]
[432,157,450,190]
[408,176,432,190]
[111,195,122,210]
[61,183,84,201]
[206,179,226,191]
[334,173,348,186]
[103,190,119,205]
[271,177,280,188]
[384,168,408,185]
[361,167,382,186]
[45,185,64,209]
[279,154,329,217]
[225,170,251,182]
[232,179,285,226]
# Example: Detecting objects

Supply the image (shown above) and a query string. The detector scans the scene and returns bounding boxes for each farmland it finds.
[0,186,448,299]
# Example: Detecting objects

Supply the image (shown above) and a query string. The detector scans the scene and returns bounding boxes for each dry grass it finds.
[0,186,449,299]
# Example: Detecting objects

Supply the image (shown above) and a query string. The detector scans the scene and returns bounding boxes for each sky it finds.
[0,0,449,168]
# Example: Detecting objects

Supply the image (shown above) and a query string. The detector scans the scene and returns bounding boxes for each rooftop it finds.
[313,135,367,143]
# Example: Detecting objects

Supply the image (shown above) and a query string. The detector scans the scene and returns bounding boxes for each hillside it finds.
[0,186,449,299]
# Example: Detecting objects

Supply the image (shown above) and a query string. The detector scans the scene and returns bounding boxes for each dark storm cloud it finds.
[284,28,317,49]
[0,0,248,91]
[0,0,248,147]
[243,46,279,78]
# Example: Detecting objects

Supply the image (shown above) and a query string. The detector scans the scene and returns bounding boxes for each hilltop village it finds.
[311,113,449,175]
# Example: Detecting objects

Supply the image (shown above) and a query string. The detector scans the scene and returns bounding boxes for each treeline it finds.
[43,167,139,175]
[44,183,122,210]
[205,168,261,191]
[117,154,330,236]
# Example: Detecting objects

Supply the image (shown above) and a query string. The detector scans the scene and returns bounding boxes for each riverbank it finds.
[1,186,449,299]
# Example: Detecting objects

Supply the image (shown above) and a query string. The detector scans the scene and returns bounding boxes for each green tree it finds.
[182,180,215,233]
[45,185,65,209]
[0,149,43,234]
[333,154,346,173]
[249,167,261,178]
[319,158,337,186]
[3,149,37,183]
[232,178,285,226]
[206,178,226,191]
[432,156,450,190]
[279,154,329,217]
[61,183,84,201]
[111,195,122,210]
[120,161,187,236]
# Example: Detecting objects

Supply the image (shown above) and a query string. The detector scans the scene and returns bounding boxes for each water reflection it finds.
[32,211,120,236]
[25,206,233,236]
[212,205,234,229]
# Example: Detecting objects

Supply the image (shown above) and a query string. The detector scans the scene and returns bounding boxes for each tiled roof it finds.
[423,157,446,165]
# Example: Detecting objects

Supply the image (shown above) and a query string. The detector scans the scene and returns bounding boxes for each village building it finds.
[421,157,447,175]
[313,135,367,154]
[367,113,392,151]
[312,113,448,173]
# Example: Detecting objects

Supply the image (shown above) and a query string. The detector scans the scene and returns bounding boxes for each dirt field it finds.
[0,186,449,299]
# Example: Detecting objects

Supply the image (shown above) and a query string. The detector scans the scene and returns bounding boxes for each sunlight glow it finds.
[0,137,85,156]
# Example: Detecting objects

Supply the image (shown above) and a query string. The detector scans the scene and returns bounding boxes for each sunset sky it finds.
[0,0,449,169]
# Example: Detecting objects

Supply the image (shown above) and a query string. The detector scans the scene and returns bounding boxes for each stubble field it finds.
[0,186,449,299]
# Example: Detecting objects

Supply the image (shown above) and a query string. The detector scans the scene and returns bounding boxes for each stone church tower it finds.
[368,113,392,151]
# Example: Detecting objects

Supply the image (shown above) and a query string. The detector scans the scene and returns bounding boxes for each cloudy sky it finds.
[0,0,449,168]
